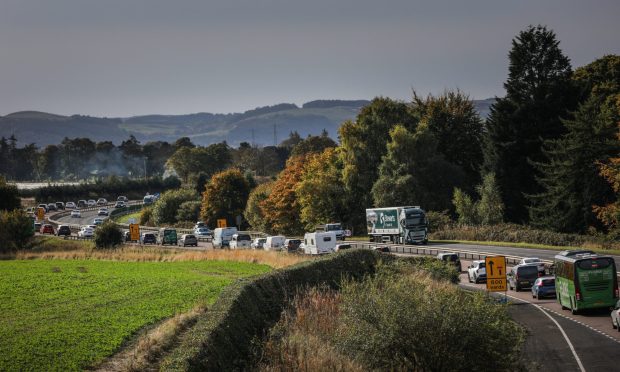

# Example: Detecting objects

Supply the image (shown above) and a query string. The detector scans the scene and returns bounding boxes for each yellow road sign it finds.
[217,219,227,228]
[485,256,507,292]
[129,224,140,241]
[36,207,45,221]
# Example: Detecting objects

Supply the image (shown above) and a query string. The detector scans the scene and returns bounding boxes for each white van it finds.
[212,227,238,248]
[229,233,252,249]
[302,231,337,255]
[264,235,286,251]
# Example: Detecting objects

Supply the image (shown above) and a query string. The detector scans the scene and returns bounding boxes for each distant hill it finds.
[0,99,495,147]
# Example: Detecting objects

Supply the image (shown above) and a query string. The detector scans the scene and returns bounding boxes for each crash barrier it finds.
[160,249,383,371]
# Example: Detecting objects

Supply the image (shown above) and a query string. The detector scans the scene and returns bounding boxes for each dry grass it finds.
[7,242,308,268]
[95,306,207,372]
[259,287,365,372]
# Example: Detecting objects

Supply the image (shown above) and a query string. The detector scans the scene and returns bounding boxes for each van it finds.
[264,236,286,251]
[158,228,178,246]
[437,253,461,272]
[229,233,251,249]
[301,231,337,255]
[507,264,541,291]
[212,227,238,248]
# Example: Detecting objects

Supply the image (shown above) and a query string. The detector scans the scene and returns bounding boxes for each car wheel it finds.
[532,292,536,299]
[515,285,520,292]
[613,319,617,329]
[617,320,620,332]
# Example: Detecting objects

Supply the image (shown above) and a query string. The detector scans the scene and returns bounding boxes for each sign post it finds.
[485,256,507,302]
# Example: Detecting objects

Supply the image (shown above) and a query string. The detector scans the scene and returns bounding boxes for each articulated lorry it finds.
[365,206,428,244]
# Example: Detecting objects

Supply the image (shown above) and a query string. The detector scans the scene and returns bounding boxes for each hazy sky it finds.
[1,0,618,117]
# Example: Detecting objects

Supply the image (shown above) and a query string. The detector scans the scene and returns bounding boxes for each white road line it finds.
[504,293,586,372]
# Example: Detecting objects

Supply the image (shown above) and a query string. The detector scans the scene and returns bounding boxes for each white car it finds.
[518,257,546,274]
[78,227,94,238]
[612,300,620,331]
[87,200,97,207]
[71,209,81,218]
[97,198,108,205]
[467,260,487,284]
[65,202,76,209]
[93,217,105,225]
[251,238,267,249]
[194,227,212,237]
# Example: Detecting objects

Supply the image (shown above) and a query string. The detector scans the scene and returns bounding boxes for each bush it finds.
[0,177,21,211]
[94,220,123,249]
[152,188,197,225]
[0,210,34,253]
[139,207,153,226]
[426,210,454,232]
[175,200,202,223]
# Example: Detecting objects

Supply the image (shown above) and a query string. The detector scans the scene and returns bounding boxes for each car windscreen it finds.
[238,235,251,241]
[541,279,555,286]
[442,255,458,262]
[518,266,539,277]
[577,258,613,270]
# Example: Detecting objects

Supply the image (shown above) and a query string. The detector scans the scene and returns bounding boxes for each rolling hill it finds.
[0,99,495,147]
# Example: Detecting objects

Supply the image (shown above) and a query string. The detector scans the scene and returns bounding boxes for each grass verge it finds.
[0,259,270,371]
[115,211,142,224]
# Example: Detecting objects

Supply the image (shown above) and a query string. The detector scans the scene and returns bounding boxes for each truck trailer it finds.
[366,206,428,244]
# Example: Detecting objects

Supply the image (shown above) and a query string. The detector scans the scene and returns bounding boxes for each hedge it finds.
[160,249,382,371]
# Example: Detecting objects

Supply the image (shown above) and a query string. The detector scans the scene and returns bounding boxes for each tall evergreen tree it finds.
[483,25,575,223]
[529,55,620,232]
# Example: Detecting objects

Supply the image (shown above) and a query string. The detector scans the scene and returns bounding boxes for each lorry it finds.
[316,223,346,240]
[365,206,428,244]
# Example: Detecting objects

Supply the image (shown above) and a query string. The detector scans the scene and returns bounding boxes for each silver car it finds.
[178,234,198,247]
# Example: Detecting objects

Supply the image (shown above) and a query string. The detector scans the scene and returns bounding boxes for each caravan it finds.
[301,231,337,255]
[229,233,252,249]
[264,236,286,251]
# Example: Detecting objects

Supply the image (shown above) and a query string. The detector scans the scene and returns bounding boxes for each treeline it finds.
[237,25,620,236]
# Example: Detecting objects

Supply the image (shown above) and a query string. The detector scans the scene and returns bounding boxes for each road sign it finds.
[485,256,507,292]
[128,218,136,224]
[129,224,140,241]
[217,219,227,228]
[36,207,45,221]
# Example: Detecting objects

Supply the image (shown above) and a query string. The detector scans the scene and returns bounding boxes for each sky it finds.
[1,0,619,117]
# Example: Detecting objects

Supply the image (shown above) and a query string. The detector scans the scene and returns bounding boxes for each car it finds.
[37,203,48,213]
[141,232,157,244]
[251,238,267,249]
[78,227,94,238]
[194,221,205,229]
[518,257,546,274]
[114,201,126,208]
[55,202,65,210]
[71,209,81,218]
[40,224,55,234]
[117,196,128,202]
[65,202,76,209]
[78,200,88,208]
[468,260,486,283]
[97,208,109,216]
[178,234,198,247]
[508,264,540,291]
[34,222,42,231]
[46,203,57,212]
[93,217,105,225]
[611,300,620,331]
[87,200,97,207]
[87,224,98,230]
[229,233,252,249]
[531,276,556,299]
[96,198,108,206]
[194,227,213,237]
[334,243,353,252]
[285,239,302,252]
[437,253,462,272]
[56,225,71,237]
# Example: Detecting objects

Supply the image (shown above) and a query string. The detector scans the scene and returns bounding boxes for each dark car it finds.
[55,202,65,210]
[141,233,157,244]
[34,222,42,231]
[437,253,462,272]
[56,225,71,237]
[40,224,55,234]
[508,264,541,291]
[46,203,57,212]
[532,276,556,299]
[178,234,198,247]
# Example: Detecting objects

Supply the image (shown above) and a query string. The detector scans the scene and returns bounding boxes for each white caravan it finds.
[229,233,252,249]
[264,235,286,251]
[302,231,337,255]
[212,227,238,248]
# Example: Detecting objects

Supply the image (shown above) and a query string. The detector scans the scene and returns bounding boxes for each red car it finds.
[40,224,55,235]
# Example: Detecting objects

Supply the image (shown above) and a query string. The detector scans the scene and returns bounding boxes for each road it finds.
[460,260,620,371]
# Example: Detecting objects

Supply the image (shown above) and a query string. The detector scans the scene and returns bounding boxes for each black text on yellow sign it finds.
[485,256,507,292]
[217,219,227,228]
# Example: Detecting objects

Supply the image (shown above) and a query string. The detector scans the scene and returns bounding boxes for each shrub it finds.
[426,210,453,232]
[0,210,34,253]
[334,268,523,371]
[0,177,21,211]
[176,200,202,223]
[139,207,153,226]
[94,220,123,249]
[152,188,197,225]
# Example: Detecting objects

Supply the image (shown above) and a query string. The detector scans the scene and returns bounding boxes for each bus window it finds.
[578,258,612,270]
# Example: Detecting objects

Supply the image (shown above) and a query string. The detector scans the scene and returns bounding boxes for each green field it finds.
[0,259,270,371]
[115,211,141,224]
